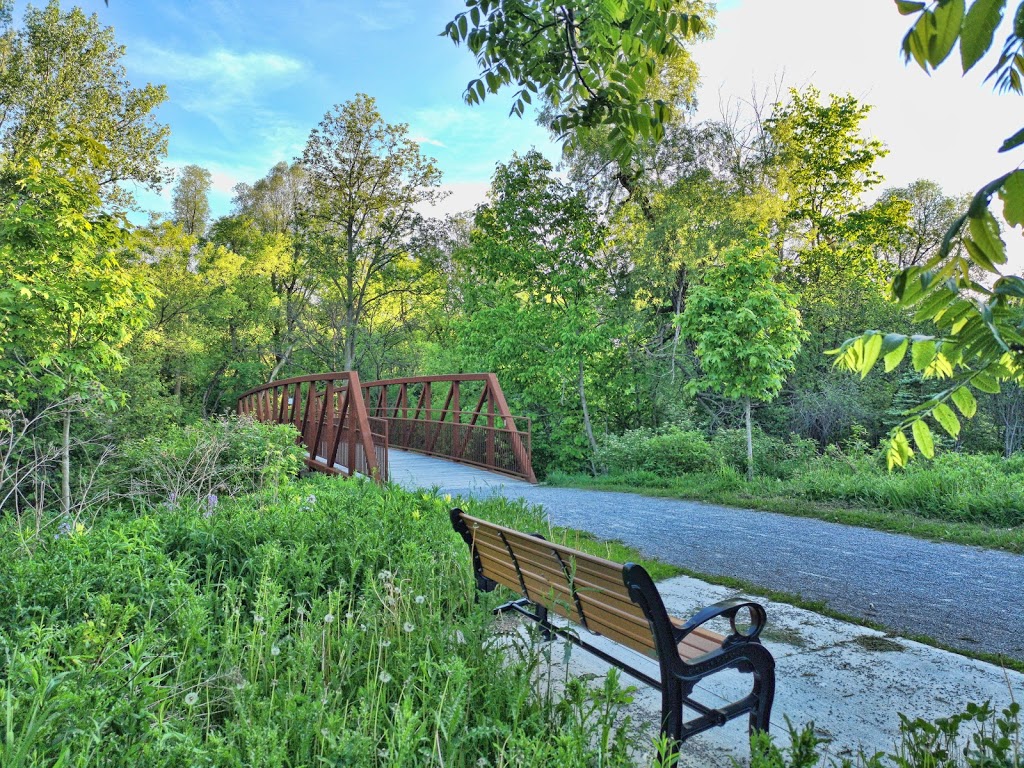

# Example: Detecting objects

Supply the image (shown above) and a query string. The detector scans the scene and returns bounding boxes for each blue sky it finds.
[24,0,1024,271]
[65,0,559,219]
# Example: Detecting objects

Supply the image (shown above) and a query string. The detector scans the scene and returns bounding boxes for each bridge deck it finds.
[386,448,531,493]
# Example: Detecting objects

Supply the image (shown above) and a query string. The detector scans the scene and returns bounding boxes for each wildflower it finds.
[270,645,281,657]
[378,570,392,581]
[184,692,199,706]
[320,728,330,738]
[167,491,179,509]
[206,493,218,510]
[414,595,425,605]
[455,630,466,645]
[403,622,415,633]
[305,494,316,506]
[378,671,392,684]
[55,519,73,540]
[253,614,264,624]
[444,494,452,503]
[411,508,421,521]
[296,607,306,617]
[359,623,367,632]
[323,613,335,624]
[379,639,391,648]
[345,612,354,620]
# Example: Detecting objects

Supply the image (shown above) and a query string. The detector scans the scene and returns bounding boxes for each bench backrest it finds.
[455,511,659,658]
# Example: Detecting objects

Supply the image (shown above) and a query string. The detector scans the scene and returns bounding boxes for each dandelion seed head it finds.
[378,569,392,581]
[345,612,354,620]
[403,622,415,633]
[323,613,335,624]
[455,630,466,645]
[379,639,391,648]
[253,614,264,624]
[414,595,425,604]
[270,645,281,657]
[378,671,392,684]
[184,692,199,706]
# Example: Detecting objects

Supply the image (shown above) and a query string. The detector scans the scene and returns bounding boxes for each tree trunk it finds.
[61,406,71,516]
[578,359,599,474]
[744,396,754,482]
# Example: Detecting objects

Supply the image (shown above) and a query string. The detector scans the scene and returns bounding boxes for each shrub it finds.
[116,415,304,506]
[596,425,717,477]
[710,428,818,480]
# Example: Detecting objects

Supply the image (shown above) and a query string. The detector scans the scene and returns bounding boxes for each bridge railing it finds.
[361,373,537,483]
[237,372,384,482]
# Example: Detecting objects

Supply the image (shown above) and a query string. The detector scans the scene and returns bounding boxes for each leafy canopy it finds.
[677,243,805,403]
[443,0,706,158]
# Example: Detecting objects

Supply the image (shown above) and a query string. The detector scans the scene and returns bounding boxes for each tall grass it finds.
[0,476,639,767]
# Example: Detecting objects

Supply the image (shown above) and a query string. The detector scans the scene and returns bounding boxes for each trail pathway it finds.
[388,449,1024,661]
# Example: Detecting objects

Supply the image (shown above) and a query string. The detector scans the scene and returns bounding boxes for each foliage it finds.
[596,424,717,477]
[172,164,213,238]
[835,0,1024,466]
[679,244,804,405]
[0,0,168,208]
[678,242,805,478]
[301,94,444,371]
[0,476,639,766]
[443,0,707,157]
[0,157,152,409]
[748,699,1021,768]
[115,415,304,506]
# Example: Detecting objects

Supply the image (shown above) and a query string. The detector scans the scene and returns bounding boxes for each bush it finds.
[116,415,305,507]
[596,425,717,477]
[710,428,818,480]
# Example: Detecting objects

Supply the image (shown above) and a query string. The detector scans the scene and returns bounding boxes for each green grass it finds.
[545,470,1024,554]
[0,477,642,767]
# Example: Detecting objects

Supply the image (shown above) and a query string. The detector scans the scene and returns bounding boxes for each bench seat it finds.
[451,508,776,753]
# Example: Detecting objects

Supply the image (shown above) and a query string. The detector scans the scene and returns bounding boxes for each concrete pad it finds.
[514,574,1023,767]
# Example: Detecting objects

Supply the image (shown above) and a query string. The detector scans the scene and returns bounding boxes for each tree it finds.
[0,1,168,208]
[0,156,152,512]
[443,0,707,158]
[172,164,212,238]
[765,87,889,253]
[300,94,444,371]
[677,243,805,480]
[873,179,970,271]
[833,1,1024,467]
[466,151,618,464]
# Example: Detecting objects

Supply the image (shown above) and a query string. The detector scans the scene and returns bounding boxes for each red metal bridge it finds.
[237,372,537,484]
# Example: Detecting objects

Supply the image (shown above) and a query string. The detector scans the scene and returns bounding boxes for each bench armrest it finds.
[676,598,767,644]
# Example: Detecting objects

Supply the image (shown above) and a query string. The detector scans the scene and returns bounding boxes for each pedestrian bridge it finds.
[237,372,537,485]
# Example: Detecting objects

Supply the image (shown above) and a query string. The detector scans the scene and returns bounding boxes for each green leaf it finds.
[967,210,1007,268]
[973,370,1002,393]
[951,386,978,417]
[993,275,1024,297]
[888,430,914,469]
[861,332,884,377]
[896,0,926,13]
[930,0,965,66]
[961,0,1007,72]
[932,402,961,437]
[912,418,935,458]
[998,125,1024,152]
[998,170,1024,226]
[883,337,910,371]
[911,338,937,371]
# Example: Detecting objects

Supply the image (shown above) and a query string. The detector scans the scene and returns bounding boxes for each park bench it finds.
[450,508,776,750]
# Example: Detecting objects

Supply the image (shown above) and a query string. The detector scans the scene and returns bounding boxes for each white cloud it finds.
[131,45,306,114]
[411,136,447,148]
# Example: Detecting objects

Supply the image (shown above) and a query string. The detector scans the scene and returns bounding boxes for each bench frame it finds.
[451,508,775,750]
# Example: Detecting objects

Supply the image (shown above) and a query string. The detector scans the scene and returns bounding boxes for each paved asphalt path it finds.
[388,451,1024,662]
